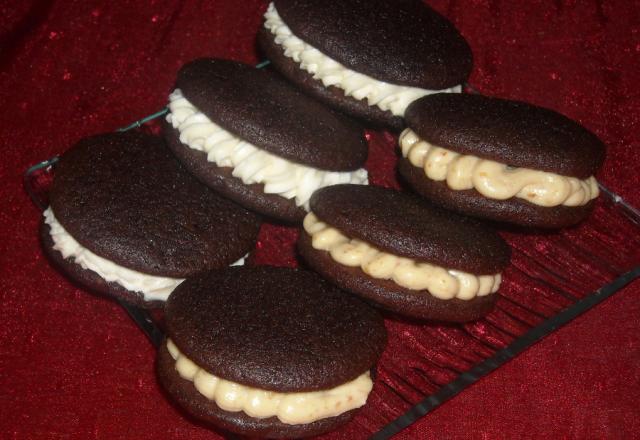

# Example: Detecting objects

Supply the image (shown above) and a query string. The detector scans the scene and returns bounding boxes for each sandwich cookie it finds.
[259,0,472,130]
[399,93,605,228]
[157,266,386,438]
[164,58,368,223]
[298,185,510,322]
[41,132,260,308]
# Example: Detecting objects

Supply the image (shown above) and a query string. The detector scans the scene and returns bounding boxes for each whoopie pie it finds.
[164,58,368,223]
[259,0,472,130]
[41,132,260,307]
[398,93,605,228]
[157,266,387,438]
[298,185,510,322]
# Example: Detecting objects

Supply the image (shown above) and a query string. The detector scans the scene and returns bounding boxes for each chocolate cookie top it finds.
[406,93,606,178]
[309,185,510,274]
[50,132,260,277]
[165,266,387,392]
[273,0,472,89]
[176,58,367,171]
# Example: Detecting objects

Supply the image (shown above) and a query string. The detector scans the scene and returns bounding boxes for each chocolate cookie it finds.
[259,0,472,130]
[297,185,510,322]
[399,93,606,228]
[41,131,260,307]
[164,58,368,223]
[157,266,386,438]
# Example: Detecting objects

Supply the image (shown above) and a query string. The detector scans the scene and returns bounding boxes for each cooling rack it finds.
[25,88,640,439]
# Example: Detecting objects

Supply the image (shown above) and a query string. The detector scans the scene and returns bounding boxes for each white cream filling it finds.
[44,207,245,302]
[264,3,461,117]
[167,339,372,425]
[400,128,599,207]
[304,213,500,300]
[167,89,368,210]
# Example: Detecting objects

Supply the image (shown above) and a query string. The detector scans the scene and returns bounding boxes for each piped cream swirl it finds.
[303,213,500,300]
[44,207,245,302]
[400,129,599,207]
[167,339,373,425]
[263,3,461,117]
[167,89,368,210]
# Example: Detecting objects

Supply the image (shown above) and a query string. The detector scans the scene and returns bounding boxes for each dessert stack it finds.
[39,0,606,437]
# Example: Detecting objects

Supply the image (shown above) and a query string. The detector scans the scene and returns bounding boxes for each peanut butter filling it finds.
[400,128,599,207]
[303,213,501,300]
[167,339,372,425]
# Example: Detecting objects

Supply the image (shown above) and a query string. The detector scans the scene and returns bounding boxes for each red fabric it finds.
[1,1,639,439]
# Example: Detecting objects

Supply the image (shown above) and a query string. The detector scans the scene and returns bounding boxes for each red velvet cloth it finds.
[1,1,639,439]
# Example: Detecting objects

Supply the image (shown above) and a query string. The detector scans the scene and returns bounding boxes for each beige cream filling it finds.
[44,207,184,301]
[167,339,373,425]
[263,3,461,117]
[303,213,500,300]
[400,129,599,207]
[167,89,368,210]
[44,207,245,302]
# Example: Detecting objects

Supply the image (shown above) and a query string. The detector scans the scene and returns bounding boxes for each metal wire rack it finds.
[24,72,640,439]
